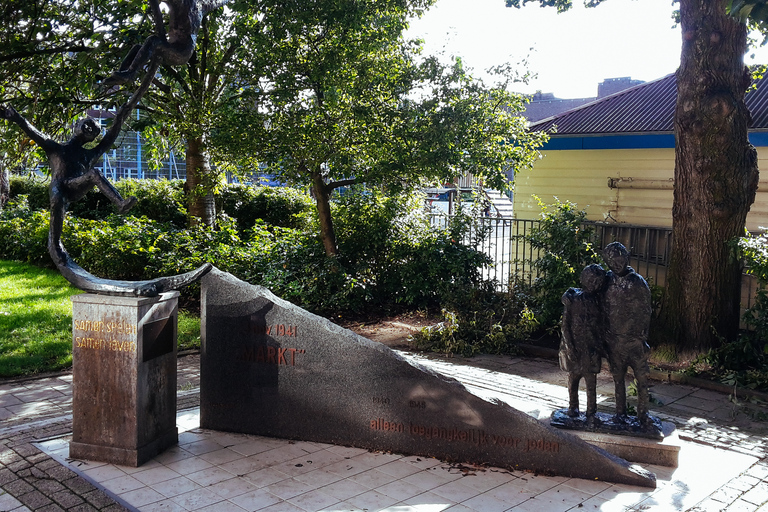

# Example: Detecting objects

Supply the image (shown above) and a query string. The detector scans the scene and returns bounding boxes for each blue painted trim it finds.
[541,132,768,150]
[542,134,674,150]
[749,132,768,146]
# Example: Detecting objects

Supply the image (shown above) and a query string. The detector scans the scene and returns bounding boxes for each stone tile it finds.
[376,460,425,479]
[207,477,258,499]
[454,469,515,493]
[404,490,456,511]
[689,497,730,512]
[134,498,187,512]
[4,478,35,495]
[118,486,167,507]
[207,432,256,448]
[728,475,762,492]
[11,388,66,403]
[35,478,67,496]
[186,466,236,487]
[150,476,202,498]
[513,484,592,511]
[400,468,457,492]
[740,481,768,505]
[292,468,345,488]
[181,438,225,456]
[153,446,195,465]
[170,487,222,510]
[345,489,398,511]
[0,491,25,512]
[747,464,768,481]
[100,474,145,494]
[18,490,54,509]
[81,464,127,481]
[199,447,244,465]
[323,458,374,477]
[257,501,304,512]
[229,488,282,511]
[263,477,316,500]
[561,477,613,496]
[217,455,267,477]
[430,479,483,503]
[316,478,370,501]
[0,394,23,407]
[287,489,340,511]
[375,479,425,501]
[347,468,399,489]
[242,467,292,488]
[62,476,97,495]
[572,495,631,512]
[723,498,763,511]
[197,500,248,512]
[164,456,214,475]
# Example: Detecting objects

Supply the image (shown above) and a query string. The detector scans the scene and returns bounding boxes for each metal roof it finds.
[530,73,768,135]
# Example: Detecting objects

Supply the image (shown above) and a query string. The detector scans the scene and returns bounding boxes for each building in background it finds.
[523,77,644,123]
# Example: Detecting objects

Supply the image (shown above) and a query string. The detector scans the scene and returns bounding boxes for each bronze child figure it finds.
[0,106,138,273]
[559,263,606,423]
[104,0,231,86]
[602,241,653,425]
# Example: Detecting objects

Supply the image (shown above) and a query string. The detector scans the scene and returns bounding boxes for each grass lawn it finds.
[0,260,201,378]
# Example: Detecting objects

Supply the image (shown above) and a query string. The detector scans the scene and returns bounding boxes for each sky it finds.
[405,0,768,99]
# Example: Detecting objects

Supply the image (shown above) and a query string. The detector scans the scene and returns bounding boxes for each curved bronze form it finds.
[1,61,210,296]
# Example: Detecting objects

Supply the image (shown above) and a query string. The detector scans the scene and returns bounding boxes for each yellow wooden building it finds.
[515,73,768,232]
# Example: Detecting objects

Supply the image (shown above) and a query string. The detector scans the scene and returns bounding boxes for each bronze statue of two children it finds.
[554,241,662,438]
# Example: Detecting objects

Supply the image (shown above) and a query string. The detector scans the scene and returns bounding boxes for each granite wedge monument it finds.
[200,268,656,488]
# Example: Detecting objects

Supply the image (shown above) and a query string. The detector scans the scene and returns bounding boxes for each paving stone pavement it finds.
[1,351,767,511]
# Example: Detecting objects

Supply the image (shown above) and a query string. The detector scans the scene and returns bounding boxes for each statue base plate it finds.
[550,409,664,440]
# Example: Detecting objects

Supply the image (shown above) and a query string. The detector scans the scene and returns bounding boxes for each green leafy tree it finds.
[0,0,144,206]
[215,0,546,256]
[509,0,766,352]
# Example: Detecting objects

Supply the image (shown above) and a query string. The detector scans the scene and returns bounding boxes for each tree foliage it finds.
[214,0,546,256]
[0,0,144,168]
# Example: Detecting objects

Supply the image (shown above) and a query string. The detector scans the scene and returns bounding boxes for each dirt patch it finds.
[339,312,441,349]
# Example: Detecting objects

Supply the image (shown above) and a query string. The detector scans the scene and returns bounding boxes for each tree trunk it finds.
[185,136,216,227]
[0,164,9,210]
[311,170,338,257]
[663,0,759,352]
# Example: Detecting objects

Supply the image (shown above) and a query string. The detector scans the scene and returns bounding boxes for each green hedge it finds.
[1,182,492,316]
[8,175,314,230]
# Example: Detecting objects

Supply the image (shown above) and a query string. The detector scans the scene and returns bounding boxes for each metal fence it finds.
[429,214,675,292]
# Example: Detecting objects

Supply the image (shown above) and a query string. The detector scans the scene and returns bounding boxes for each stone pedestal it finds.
[69,292,179,467]
[560,421,680,467]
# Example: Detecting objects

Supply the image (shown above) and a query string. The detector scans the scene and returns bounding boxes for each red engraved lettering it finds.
[287,326,295,336]
[278,325,285,336]
[265,326,273,335]
[277,348,287,365]
[267,346,277,364]
[288,348,297,365]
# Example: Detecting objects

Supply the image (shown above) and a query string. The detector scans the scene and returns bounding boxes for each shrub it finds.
[516,197,600,329]
[686,232,768,391]
[1,181,498,319]
[218,183,314,231]
[9,174,49,210]
[0,196,51,266]
[409,284,537,356]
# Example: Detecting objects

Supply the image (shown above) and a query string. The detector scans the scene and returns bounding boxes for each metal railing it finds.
[429,213,765,324]
[429,214,674,293]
